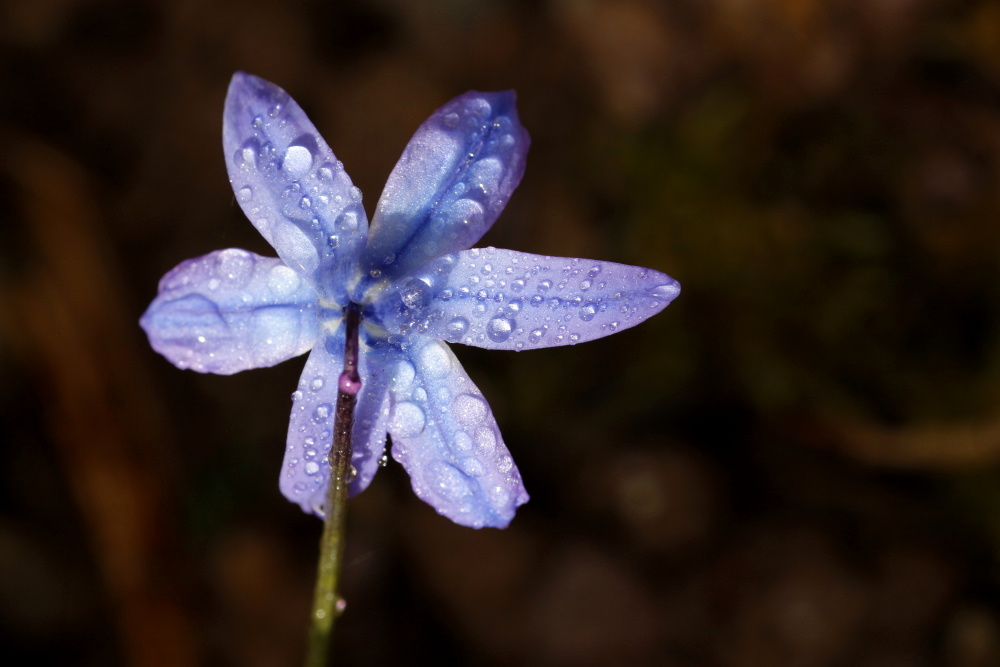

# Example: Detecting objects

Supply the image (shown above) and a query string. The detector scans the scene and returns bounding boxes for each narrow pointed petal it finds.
[387,337,528,528]
[347,340,392,497]
[140,249,320,373]
[282,335,395,512]
[360,91,530,284]
[223,72,368,303]
[371,247,681,350]
[281,338,343,514]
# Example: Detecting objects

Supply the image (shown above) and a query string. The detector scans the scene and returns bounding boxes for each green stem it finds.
[305,304,361,667]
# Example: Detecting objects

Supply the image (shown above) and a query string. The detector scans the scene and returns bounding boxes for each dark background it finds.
[3,1,1000,665]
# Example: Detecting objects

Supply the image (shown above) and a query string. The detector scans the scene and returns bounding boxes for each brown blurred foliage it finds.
[3,0,1000,665]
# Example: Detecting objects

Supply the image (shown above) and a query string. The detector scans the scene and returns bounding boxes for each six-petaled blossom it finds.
[140,73,680,528]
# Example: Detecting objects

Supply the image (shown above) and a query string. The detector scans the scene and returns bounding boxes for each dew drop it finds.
[215,248,254,286]
[313,403,333,422]
[538,280,552,293]
[454,431,473,452]
[389,360,416,391]
[442,112,460,129]
[475,426,497,454]
[282,143,314,179]
[511,279,526,292]
[304,461,320,475]
[268,264,301,296]
[503,299,524,319]
[390,401,425,437]
[486,316,514,343]
[528,328,545,344]
[399,278,431,311]
[317,164,334,182]
[237,186,253,203]
[310,377,324,391]
[460,458,485,477]
[235,138,261,170]
[453,394,488,427]
[579,279,592,291]
[651,282,681,300]
[445,316,470,341]
[579,302,598,321]
[336,210,359,233]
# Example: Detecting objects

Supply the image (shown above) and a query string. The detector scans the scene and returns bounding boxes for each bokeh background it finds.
[4,0,1000,665]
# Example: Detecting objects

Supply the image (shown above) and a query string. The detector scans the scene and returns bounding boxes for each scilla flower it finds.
[141,73,680,528]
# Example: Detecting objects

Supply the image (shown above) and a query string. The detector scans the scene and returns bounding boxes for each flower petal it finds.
[281,337,343,514]
[223,72,368,303]
[140,249,320,373]
[348,339,392,497]
[283,335,396,513]
[371,247,681,350]
[359,90,530,284]
[387,337,528,528]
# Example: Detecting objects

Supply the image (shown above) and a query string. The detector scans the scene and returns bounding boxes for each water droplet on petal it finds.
[310,377,324,391]
[390,401,425,437]
[336,210,359,233]
[528,328,545,344]
[502,299,523,319]
[313,403,333,422]
[215,248,254,286]
[304,461,320,475]
[445,316,469,341]
[487,316,514,343]
[268,265,301,297]
[399,278,431,311]
[282,142,314,179]
[419,341,452,378]
[453,393,488,426]
[389,360,416,391]
[579,302,598,321]
[427,461,471,502]
[442,112,460,129]
[237,186,253,202]
[236,138,261,170]
[579,279,592,291]
[460,458,485,477]
[538,280,552,293]
[651,282,680,300]
[454,431,473,452]
[475,426,497,455]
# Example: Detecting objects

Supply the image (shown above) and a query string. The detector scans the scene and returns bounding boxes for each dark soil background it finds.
[4,1,1000,665]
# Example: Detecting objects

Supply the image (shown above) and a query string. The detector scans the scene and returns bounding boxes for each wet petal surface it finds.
[140,249,319,374]
[387,337,528,527]
[223,72,368,303]
[359,90,530,286]
[371,247,680,350]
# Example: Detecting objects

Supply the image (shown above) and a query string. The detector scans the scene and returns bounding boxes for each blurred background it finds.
[3,0,1000,665]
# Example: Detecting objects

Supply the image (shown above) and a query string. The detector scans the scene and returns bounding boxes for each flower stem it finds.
[305,303,361,667]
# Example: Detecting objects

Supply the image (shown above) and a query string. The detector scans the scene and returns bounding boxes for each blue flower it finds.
[140,73,680,528]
